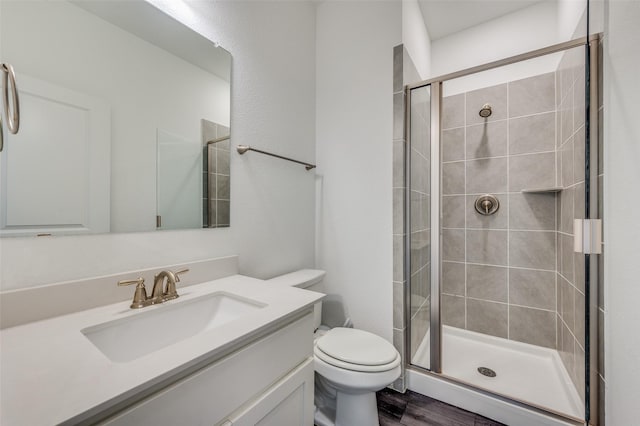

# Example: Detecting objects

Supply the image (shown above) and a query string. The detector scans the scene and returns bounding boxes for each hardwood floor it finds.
[377,388,505,426]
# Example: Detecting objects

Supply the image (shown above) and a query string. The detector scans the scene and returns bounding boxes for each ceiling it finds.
[418,0,543,40]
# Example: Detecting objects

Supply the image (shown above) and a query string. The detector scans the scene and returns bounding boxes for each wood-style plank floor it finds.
[377,388,505,426]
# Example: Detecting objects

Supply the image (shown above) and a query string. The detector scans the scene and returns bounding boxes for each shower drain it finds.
[477,367,497,378]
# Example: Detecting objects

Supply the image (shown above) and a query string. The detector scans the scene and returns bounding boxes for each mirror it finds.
[0,0,231,236]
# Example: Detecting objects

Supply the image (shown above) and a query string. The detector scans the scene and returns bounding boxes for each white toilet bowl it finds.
[313,327,401,426]
[267,270,401,426]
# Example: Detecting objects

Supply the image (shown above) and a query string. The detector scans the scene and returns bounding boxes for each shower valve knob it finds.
[475,194,499,216]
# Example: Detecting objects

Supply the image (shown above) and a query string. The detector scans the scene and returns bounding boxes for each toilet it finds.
[268,270,401,426]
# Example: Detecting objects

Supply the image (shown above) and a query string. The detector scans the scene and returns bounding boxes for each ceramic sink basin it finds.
[81,292,265,363]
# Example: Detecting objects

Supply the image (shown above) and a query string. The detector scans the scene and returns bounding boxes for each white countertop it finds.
[0,275,323,426]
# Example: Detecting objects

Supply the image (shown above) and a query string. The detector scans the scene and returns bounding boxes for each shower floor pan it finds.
[412,326,584,419]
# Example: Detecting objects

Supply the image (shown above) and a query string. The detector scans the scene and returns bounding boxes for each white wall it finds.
[604,0,640,423]
[0,0,317,290]
[315,1,401,342]
[402,0,431,80]
[431,1,561,95]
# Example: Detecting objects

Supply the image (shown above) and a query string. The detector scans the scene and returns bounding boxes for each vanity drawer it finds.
[100,313,313,425]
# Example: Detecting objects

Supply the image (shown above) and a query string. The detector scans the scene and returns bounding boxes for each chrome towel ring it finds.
[1,62,20,151]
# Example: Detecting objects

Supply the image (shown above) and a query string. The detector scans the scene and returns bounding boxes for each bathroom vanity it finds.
[0,274,323,425]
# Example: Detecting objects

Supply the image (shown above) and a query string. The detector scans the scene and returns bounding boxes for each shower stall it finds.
[403,36,601,424]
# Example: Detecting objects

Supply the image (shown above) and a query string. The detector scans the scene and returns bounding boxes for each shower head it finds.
[479,103,492,118]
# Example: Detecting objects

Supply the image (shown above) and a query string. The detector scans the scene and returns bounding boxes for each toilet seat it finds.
[314,328,400,372]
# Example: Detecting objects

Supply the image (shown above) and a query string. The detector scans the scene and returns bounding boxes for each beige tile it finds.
[508,73,556,117]
[411,150,429,194]
[509,112,556,155]
[466,83,507,126]
[443,162,465,195]
[442,229,465,262]
[573,344,586,403]
[560,136,574,188]
[410,191,429,233]
[560,233,575,284]
[559,319,575,373]
[403,46,421,87]
[442,295,465,328]
[509,231,556,270]
[560,276,575,332]
[217,150,230,175]
[509,306,556,348]
[393,140,405,188]
[467,264,507,303]
[573,72,586,131]
[393,45,403,92]
[466,121,507,159]
[466,230,508,266]
[393,281,405,329]
[393,234,404,282]
[560,94,574,146]
[410,230,430,274]
[509,269,556,310]
[467,299,508,338]
[442,94,465,129]
[411,263,430,302]
[216,175,230,200]
[410,92,431,157]
[394,188,404,235]
[442,128,465,162]
[509,152,556,192]
[442,195,465,228]
[442,261,465,296]
[393,328,406,365]
[466,194,507,229]
[466,157,508,194]
[559,187,574,235]
[394,92,405,140]
[508,193,555,230]
[410,305,430,360]
[216,200,230,225]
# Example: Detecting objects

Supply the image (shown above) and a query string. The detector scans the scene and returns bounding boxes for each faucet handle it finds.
[163,268,189,301]
[174,268,189,282]
[117,277,149,309]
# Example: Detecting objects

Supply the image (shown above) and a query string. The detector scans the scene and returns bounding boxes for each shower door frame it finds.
[404,35,601,424]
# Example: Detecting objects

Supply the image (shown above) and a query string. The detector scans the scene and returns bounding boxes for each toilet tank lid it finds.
[267,269,326,289]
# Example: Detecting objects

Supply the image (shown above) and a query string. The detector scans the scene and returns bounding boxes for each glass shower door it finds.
[407,84,432,371]
[406,40,598,422]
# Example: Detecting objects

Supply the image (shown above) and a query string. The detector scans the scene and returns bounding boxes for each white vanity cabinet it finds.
[100,313,315,426]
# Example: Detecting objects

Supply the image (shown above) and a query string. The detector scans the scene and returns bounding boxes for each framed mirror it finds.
[0,0,231,236]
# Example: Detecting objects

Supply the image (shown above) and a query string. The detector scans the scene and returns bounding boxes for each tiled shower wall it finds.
[440,73,560,349]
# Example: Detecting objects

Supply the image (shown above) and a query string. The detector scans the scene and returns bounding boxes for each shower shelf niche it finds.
[520,187,563,193]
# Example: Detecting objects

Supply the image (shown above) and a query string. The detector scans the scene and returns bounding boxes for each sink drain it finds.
[477,367,496,378]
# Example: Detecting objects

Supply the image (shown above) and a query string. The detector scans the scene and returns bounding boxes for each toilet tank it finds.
[267,269,325,330]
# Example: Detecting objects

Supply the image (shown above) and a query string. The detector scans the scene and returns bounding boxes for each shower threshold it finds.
[411,326,584,419]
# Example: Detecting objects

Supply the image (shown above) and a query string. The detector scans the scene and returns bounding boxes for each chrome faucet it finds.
[118,268,189,309]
